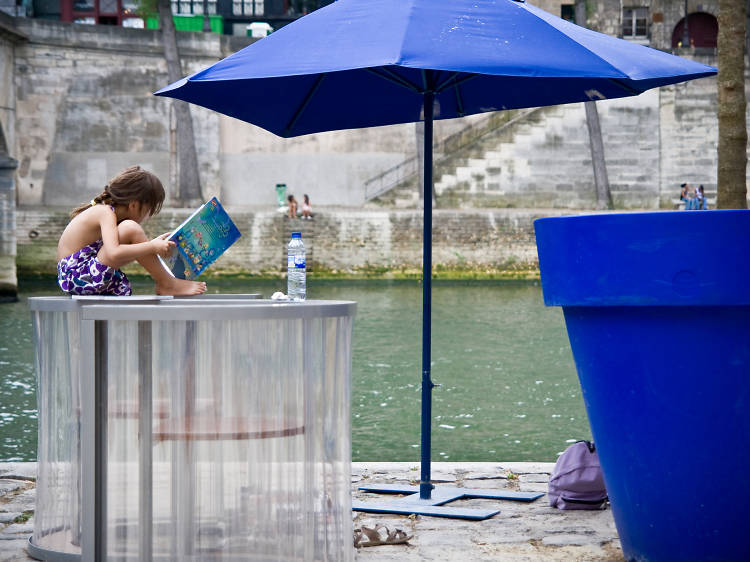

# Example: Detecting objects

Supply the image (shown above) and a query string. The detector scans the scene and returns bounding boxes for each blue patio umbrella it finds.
[156,0,716,518]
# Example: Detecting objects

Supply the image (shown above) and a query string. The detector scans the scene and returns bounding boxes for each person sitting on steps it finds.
[287,194,298,218]
[302,194,313,220]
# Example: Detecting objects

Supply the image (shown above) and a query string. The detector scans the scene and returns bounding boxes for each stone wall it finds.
[405,66,743,211]
[0,11,23,298]
[8,9,739,215]
[15,207,570,278]
[12,18,232,206]
[10,17,478,209]
[0,154,17,298]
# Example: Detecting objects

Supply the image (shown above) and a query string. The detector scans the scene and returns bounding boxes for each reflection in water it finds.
[0,278,590,462]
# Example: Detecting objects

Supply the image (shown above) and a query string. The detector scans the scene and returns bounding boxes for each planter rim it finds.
[534,209,750,306]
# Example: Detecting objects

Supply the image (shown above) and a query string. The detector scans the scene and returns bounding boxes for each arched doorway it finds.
[671,12,718,48]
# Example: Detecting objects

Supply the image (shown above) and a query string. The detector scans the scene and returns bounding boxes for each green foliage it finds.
[13,510,33,524]
[134,0,158,18]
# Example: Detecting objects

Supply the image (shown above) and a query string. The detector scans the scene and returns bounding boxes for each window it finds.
[171,0,217,15]
[122,17,144,28]
[622,7,648,38]
[122,0,139,16]
[73,0,94,12]
[233,0,264,16]
[560,5,575,24]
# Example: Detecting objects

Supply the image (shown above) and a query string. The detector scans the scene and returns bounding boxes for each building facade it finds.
[17,0,335,34]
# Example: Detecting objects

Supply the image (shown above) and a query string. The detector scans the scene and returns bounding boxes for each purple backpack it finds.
[548,441,608,510]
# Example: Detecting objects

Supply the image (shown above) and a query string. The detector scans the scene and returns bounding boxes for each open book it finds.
[158,197,241,279]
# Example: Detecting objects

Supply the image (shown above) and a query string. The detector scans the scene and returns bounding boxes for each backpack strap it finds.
[576,440,596,453]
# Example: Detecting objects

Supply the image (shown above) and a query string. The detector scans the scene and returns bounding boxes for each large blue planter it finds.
[534,210,750,562]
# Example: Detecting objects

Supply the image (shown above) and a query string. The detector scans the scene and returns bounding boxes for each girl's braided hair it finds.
[70,165,165,218]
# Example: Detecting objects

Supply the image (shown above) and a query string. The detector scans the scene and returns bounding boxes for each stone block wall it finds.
[428,72,745,211]
[6,13,744,217]
[10,18,478,210]
[0,11,22,297]
[659,56,722,206]
[15,207,566,278]
[12,18,230,206]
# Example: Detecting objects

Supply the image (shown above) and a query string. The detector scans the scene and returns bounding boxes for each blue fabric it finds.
[155,0,716,137]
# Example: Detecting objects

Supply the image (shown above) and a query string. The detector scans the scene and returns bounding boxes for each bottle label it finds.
[287,255,294,269]
[294,257,306,269]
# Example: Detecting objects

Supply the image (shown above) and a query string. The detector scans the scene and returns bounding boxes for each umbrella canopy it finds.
[156,0,716,505]
[156,0,715,137]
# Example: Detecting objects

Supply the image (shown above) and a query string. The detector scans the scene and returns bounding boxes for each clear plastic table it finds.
[28,295,356,561]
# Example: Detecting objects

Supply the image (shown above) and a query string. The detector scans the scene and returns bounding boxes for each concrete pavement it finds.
[0,461,622,561]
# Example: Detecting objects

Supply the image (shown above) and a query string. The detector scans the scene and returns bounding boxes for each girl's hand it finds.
[151,233,175,257]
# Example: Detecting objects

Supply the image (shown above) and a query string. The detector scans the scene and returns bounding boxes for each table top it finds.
[28,295,357,319]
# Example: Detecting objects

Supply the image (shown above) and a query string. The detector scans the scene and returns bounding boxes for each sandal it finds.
[353,524,413,548]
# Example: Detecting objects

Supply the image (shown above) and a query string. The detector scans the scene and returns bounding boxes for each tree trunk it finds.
[717,0,748,209]
[158,0,203,206]
[575,0,613,210]
[584,100,614,210]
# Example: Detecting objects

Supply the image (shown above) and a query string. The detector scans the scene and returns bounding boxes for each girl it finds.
[302,194,312,220]
[287,194,298,218]
[56,165,207,297]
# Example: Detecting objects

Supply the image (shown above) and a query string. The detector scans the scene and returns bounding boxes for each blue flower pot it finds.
[534,210,750,562]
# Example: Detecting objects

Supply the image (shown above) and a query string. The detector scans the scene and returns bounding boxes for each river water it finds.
[0,278,591,463]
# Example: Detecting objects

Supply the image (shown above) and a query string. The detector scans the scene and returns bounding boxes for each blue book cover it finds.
[159,197,241,279]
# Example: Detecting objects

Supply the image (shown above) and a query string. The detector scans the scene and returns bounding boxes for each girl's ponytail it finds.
[69,187,112,218]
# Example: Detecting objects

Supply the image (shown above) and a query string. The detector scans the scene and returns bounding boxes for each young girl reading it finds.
[56,165,207,297]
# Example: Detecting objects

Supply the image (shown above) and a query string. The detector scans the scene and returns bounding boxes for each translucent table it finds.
[28,296,356,561]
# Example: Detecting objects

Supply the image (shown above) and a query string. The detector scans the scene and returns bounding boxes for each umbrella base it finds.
[352,484,543,520]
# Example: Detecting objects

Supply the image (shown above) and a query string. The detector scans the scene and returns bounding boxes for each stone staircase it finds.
[435,91,669,209]
[364,109,541,208]
[367,86,689,209]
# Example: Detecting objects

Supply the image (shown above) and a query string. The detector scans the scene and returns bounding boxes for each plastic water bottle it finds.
[287,232,306,301]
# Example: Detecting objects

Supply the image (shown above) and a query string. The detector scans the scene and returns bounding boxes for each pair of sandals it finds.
[353,524,413,548]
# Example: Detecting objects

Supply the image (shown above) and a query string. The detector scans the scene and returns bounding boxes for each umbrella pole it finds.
[353,89,541,517]
[419,91,435,500]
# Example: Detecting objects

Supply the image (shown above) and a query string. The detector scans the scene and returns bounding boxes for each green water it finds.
[0,278,590,463]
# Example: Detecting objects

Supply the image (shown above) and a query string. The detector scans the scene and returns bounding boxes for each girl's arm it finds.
[98,207,173,265]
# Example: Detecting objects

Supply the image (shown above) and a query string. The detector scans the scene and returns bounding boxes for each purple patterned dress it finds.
[57,239,132,296]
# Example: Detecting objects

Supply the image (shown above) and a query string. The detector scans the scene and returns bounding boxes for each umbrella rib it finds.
[432,71,467,117]
[285,73,327,135]
[607,78,641,96]
[434,71,460,93]
[454,82,465,117]
[435,72,478,94]
[366,68,422,93]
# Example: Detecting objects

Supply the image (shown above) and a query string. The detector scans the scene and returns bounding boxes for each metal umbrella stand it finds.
[156,0,716,519]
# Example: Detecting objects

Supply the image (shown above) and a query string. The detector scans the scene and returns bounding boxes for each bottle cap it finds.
[292,232,301,238]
